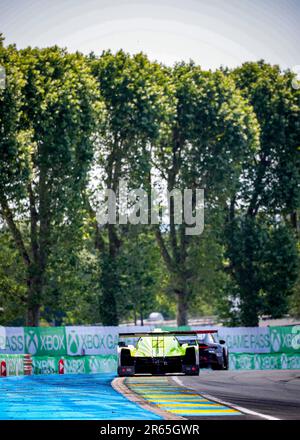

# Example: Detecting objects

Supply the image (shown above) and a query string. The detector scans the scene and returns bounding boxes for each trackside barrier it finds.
[31,355,118,375]
[23,354,32,375]
[0,360,6,376]
[1,324,299,356]
[229,352,300,370]
[0,354,24,376]
[1,325,300,373]
[58,358,64,374]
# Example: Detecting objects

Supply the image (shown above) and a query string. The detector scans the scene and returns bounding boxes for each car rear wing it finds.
[118,330,218,338]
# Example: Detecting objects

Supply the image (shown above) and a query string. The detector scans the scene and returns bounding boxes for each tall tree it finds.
[0,45,99,325]
[117,227,163,325]
[153,63,259,325]
[88,50,173,324]
[224,61,300,325]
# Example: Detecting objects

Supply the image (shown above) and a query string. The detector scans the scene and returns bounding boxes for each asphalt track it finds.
[175,370,300,420]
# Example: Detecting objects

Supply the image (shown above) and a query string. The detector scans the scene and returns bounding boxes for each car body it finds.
[117,330,200,376]
[196,330,229,370]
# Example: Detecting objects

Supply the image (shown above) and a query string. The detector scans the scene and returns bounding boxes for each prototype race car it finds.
[197,330,229,370]
[117,330,200,376]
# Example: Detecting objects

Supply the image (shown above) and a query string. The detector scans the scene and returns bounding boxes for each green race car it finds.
[117,330,200,376]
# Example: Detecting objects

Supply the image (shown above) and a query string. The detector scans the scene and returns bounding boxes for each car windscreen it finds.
[136,335,181,356]
[197,333,217,343]
[176,335,197,345]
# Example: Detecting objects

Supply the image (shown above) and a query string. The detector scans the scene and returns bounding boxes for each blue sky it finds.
[0,0,299,69]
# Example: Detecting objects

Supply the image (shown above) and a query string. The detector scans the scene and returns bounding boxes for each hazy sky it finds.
[0,0,299,69]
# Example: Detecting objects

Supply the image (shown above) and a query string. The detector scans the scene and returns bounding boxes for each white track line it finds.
[172,376,280,420]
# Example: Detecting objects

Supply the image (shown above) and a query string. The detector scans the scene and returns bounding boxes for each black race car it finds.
[197,330,229,370]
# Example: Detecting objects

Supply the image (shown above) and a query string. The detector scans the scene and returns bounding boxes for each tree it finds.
[118,228,163,325]
[88,50,173,324]
[188,208,230,318]
[153,63,259,325]
[0,226,27,325]
[0,45,99,325]
[224,62,300,326]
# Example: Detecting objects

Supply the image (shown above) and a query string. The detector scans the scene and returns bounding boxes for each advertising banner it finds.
[229,352,300,370]
[66,326,118,356]
[0,354,24,375]
[65,325,152,356]
[32,356,59,375]
[32,355,118,375]
[24,327,67,356]
[218,327,271,353]
[1,324,300,374]
[269,325,300,354]
[192,326,271,353]
[0,327,25,354]
[84,355,117,374]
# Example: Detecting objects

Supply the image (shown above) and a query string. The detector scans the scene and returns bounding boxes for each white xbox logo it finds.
[26,331,39,354]
[67,331,80,355]
[280,354,288,369]
[89,356,99,373]
[270,329,281,352]
[291,325,300,350]
[254,355,261,370]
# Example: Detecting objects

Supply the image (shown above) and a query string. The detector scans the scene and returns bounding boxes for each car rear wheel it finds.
[223,350,229,370]
[182,347,199,375]
[118,348,135,376]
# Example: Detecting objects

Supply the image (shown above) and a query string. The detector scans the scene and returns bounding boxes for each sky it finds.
[0,0,299,70]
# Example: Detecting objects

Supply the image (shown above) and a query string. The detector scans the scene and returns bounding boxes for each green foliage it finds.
[188,208,228,316]
[222,62,300,325]
[0,45,100,325]
[225,217,299,325]
[0,42,298,327]
[232,61,300,215]
[117,228,164,323]
[0,228,27,325]
[152,62,260,325]
[88,51,175,324]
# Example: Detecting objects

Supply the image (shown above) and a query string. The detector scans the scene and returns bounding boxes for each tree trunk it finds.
[27,304,40,327]
[240,301,259,326]
[176,290,188,326]
[99,255,119,326]
[26,268,43,326]
[240,281,260,327]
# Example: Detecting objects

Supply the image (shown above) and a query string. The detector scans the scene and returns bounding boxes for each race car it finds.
[117,330,200,376]
[196,330,229,370]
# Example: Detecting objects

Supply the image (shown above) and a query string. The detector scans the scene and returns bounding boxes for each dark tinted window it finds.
[206,334,215,343]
